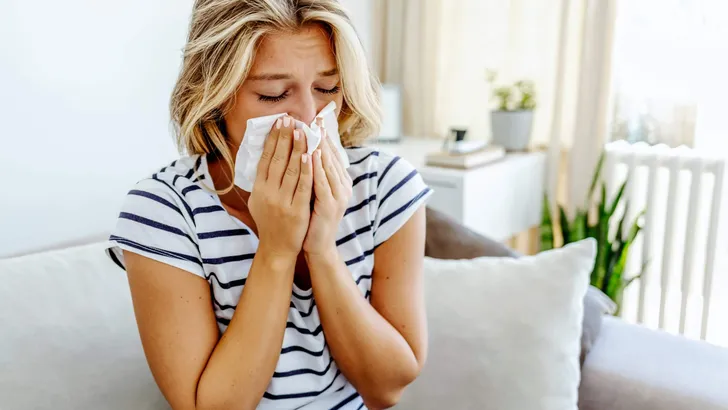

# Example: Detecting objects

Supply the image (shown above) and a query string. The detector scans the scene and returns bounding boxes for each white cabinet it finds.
[371,138,546,242]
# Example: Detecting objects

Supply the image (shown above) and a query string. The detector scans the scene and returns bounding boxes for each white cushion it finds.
[0,242,168,410]
[396,239,596,410]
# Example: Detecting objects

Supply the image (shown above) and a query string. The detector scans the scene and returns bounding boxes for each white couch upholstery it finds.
[1,241,727,410]
[0,242,168,410]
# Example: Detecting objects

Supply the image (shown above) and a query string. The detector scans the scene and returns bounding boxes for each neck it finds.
[207,155,251,214]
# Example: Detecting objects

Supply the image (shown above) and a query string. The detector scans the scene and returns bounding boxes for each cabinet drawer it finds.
[422,177,463,223]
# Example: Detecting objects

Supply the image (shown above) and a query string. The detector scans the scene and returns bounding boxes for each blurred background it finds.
[1,0,727,345]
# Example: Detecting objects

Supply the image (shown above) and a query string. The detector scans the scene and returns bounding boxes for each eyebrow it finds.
[247,68,339,81]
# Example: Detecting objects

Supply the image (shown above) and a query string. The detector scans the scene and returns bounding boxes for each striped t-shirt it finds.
[106,146,432,410]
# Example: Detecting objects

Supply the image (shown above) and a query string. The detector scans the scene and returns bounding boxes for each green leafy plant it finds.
[486,69,536,111]
[541,152,646,313]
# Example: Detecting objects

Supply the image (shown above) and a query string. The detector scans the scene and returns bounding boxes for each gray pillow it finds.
[424,207,614,366]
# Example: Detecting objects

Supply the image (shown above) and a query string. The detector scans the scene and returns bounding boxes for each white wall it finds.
[0,1,193,257]
[0,0,374,258]
[339,0,374,59]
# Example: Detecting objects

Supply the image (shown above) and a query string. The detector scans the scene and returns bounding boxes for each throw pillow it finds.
[424,206,611,366]
[396,239,596,410]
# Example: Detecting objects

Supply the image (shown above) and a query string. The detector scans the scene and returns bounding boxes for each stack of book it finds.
[425,141,506,169]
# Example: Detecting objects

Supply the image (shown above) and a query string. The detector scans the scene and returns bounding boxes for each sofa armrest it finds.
[579,316,728,410]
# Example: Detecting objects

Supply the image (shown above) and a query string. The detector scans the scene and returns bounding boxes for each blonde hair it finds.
[170,0,381,188]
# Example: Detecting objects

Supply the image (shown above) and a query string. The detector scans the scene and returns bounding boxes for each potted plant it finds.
[486,70,536,151]
[540,152,647,313]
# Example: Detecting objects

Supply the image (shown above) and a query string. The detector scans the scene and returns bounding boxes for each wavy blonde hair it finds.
[170,0,381,185]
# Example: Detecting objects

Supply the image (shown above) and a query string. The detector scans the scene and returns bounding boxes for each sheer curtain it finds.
[371,0,619,210]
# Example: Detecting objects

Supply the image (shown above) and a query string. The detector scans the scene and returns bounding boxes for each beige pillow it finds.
[397,239,596,410]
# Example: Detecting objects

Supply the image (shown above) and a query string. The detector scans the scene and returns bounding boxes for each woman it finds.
[107,1,432,409]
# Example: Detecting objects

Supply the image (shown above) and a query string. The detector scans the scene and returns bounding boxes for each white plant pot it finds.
[490,110,534,151]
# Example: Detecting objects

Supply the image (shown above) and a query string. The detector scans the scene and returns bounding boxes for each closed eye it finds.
[316,85,340,95]
[258,91,289,103]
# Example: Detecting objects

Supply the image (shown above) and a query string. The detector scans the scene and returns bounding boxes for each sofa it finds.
[1,209,727,409]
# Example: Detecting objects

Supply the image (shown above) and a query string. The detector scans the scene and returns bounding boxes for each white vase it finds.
[490,110,534,151]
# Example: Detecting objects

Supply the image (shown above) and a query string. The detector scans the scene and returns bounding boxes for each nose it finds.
[288,92,318,126]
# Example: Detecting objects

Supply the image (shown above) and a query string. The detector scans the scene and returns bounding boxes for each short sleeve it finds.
[106,178,205,278]
[372,151,433,246]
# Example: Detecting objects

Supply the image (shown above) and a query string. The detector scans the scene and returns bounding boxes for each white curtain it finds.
[372,0,619,209]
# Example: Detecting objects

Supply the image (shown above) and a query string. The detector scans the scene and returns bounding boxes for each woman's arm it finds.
[305,207,428,409]
[304,133,427,408]
[125,249,296,410]
[123,118,313,410]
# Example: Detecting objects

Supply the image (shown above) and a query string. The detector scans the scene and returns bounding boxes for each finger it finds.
[293,152,313,207]
[320,131,342,199]
[255,117,282,183]
[325,128,351,184]
[268,116,294,186]
[281,129,304,197]
[313,149,333,199]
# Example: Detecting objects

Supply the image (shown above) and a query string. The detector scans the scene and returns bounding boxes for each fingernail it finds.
[283,116,291,127]
[302,153,308,164]
[293,129,300,141]
[316,149,322,158]
[275,118,282,129]
[316,117,323,126]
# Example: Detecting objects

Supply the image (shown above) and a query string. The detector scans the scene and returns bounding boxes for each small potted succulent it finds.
[486,70,536,151]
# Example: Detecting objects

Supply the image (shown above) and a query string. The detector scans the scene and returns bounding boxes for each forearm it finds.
[196,247,296,410]
[306,250,420,408]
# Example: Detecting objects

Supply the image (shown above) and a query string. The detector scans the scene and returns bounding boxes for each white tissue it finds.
[233,101,350,192]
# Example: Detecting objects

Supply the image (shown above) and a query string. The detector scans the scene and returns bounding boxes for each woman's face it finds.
[224,24,344,147]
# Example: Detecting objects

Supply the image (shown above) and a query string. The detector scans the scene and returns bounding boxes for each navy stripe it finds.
[352,172,377,187]
[364,290,371,299]
[202,253,255,265]
[193,174,206,183]
[110,235,202,267]
[184,168,194,180]
[263,370,341,400]
[345,248,374,267]
[293,290,314,301]
[345,194,376,216]
[291,300,316,318]
[192,205,225,216]
[193,155,202,173]
[182,185,202,195]
[212,296,236,310]
[336,224,372,247]
[331,392,360,410]
[287,322,323,336]
[128,190,184,218]
[355,274,372,285]
[381,169,417,205]
[356,401,366,410]
[273,355,334,378]
[349,150,379,166]
[378,156,401,185]
[173,174,182,187]
[380,187,432,228]
[107,247,124,270]
[207,272,246,289]
[198,229,250,240]
[151,175,195,227]
[281,344,326,357]
[118,212,197,247]
[217,317,230,326]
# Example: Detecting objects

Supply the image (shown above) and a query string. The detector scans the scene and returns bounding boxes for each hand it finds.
[303,124,353,256]
[248,116,313,257]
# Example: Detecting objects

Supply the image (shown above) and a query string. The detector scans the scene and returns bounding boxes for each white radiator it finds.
[603,141,726,343]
